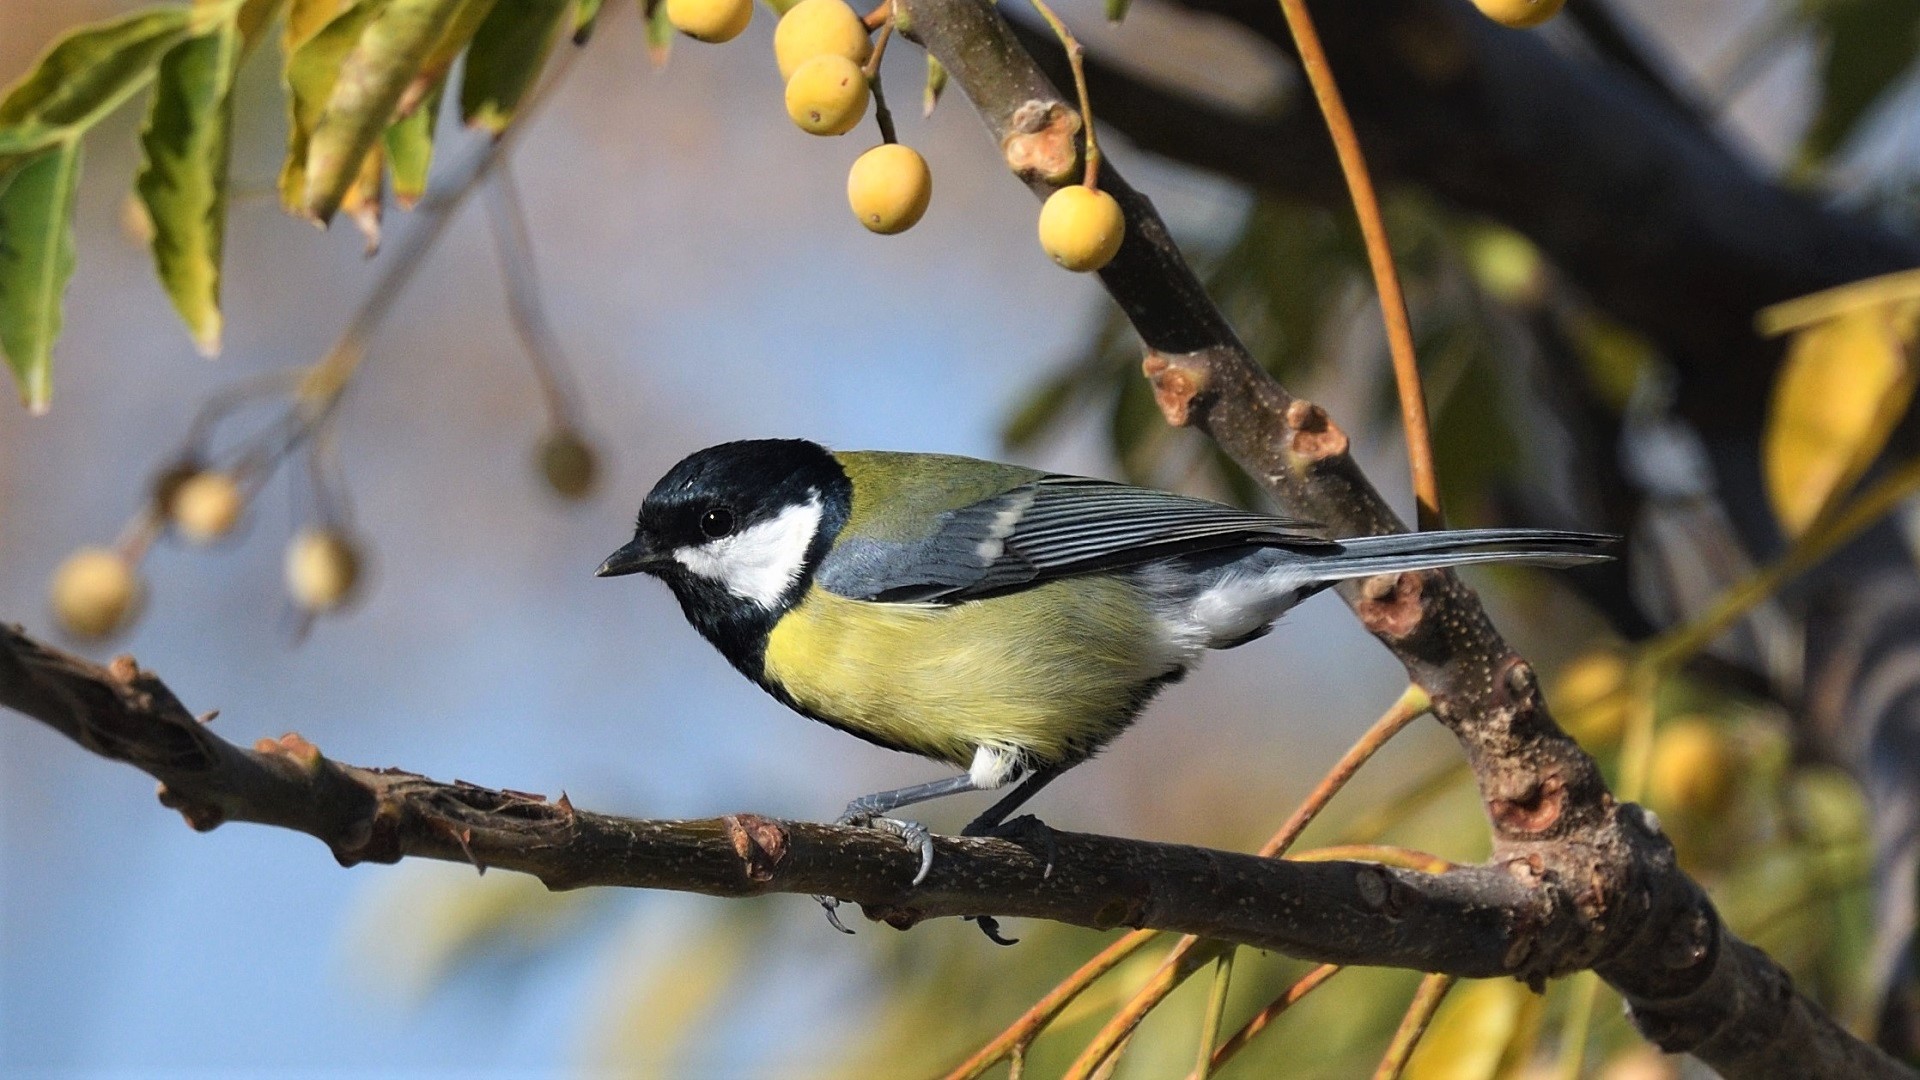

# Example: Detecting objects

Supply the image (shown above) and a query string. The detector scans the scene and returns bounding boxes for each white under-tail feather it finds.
[1154,528,1614,658]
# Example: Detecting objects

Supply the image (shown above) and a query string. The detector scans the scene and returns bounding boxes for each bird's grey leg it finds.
[812,773,983,933]
[961,765,1063,836]
[961,766,1065,947]
[839,773,982,827]
[836,773,982,884]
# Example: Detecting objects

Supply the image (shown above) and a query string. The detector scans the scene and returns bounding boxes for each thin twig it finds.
[482,163,587,428]
[1273,0,1440,530]
[939,930,1165,1080]
[945,687,1431,1079]
[1024,0,1100,189]
[1646,455,1920,669]
[1064,941,1222,1080]
[1374,974,1456,1080]
[1192,950,1235,1080]
[1061,688,1434,1078]
[1290,845,1453,874]
[1192,964,1342,1078]
[1257,683,1430,857]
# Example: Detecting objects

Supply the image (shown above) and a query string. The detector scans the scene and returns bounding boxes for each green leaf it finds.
[418,0,502,82]
[460,0,569,136]
[136,17,244,357]
[279,0,385,213]
[573,0,606,43]
[1103,0,1131,22]
[305,0,468,222]
[286,0,356,51]
[0,143,82,412]
[1804,0,1920,159]
[384,81,442,207]
[0,7,193,152]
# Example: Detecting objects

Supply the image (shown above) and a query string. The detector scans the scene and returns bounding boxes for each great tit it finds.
[598,439,1612,882]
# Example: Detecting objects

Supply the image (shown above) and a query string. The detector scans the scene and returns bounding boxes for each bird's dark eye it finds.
[699,507,736,539]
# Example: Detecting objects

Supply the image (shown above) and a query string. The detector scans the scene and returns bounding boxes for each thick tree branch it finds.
[894,0,1911,1074]
[0,606,1901,1078]
[0,624,1616,975]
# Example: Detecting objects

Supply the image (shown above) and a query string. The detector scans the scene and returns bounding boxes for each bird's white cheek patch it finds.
[673,497,822,608]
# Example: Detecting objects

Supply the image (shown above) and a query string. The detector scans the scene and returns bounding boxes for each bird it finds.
[598,439,1613,891]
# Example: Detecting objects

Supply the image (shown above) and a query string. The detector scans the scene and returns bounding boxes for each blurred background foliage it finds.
[3,0,1920,1076]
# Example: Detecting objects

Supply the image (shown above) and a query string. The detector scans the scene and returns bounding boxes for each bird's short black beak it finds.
[596,537,663,578]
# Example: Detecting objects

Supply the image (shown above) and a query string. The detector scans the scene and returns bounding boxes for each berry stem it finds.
[861,0,892,31]
[483,163,588,432]
[865,19,898,143]
[1026,0,1099,190]
[1275,0,1441,530]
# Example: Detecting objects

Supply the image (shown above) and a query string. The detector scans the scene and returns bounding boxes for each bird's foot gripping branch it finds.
[0,622,1907,1077]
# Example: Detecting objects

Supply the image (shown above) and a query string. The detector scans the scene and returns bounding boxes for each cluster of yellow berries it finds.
[49,468,362,641]
[50,426,597,642]
[665,0,1125,269]
[778,0,938,236]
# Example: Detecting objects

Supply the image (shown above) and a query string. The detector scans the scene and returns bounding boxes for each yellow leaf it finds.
[1763,306,1915,537]
[1756,267,1920,337]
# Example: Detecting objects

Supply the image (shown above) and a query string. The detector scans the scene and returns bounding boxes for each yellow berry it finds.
[666,0,752,43]
[1465,226,1546,306]
[774,0,870,81]
[847,144,932,234]
[1552,648,1630,748]
[51,547,142,640]
[1648,716,1737,818]
[1037,185,1124,272]
[170,470,246,544]
[1471,0,1564,29]
[538,429,600,500]
[286,529,362,612]
[785,54,869,136]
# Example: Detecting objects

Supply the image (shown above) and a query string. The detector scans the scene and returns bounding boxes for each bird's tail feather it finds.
[1297,529,1616,584]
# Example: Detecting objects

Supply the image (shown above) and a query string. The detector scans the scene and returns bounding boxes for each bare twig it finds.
[1375,974,1456,1080]
[1274,0,1441,530]
[1191,963,1341,1078]
[947,686,1434,1077]
[1192,950,1235,1079]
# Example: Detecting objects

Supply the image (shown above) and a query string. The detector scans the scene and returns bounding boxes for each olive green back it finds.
[832,450,1044,543]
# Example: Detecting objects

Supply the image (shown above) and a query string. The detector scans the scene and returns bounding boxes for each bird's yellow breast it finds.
[761,579,1172,768]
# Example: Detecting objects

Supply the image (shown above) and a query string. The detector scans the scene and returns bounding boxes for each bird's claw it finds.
[837,811,937,886]
[967,914,1019,946]
[813,894,856,935]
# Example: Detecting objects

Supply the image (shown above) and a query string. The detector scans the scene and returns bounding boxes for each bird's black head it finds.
[597,439,852,668]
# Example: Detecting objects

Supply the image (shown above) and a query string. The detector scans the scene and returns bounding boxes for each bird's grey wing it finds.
[816,475,1327,603]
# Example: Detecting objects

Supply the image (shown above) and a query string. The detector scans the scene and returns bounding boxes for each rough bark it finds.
[893,0,1913,1073]
[2,621,1905,1076]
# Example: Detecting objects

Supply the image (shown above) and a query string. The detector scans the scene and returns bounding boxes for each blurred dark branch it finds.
[1562,0,1712,135]
[896,0,1911,1074]
[0,621,1903,1078]
[1023,4,1920,1048]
